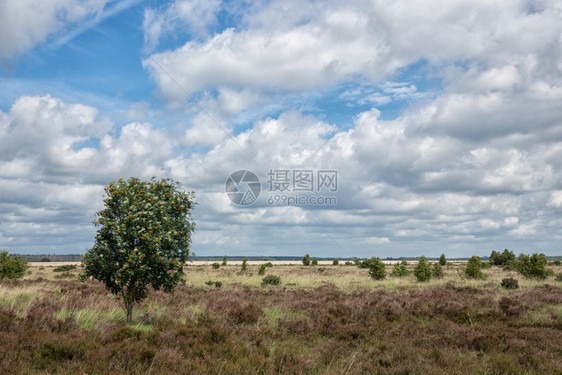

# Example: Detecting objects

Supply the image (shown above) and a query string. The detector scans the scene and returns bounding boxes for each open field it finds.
[1,262,562,374]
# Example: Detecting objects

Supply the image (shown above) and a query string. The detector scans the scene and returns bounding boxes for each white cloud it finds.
[0,0,109,57]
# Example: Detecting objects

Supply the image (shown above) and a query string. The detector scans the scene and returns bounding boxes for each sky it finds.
[1,0,562,258]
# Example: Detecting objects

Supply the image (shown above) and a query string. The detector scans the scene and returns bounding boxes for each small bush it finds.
[264,262,273,268]
[432,263,444,278]
[368,258,386,280]
[302,254,311,266]
[53,265,76,273]
[333,258,339,265]
[40,257,51,262]
[258,264,266,275]
[241,257,248,272]
[552,260,561,266]
[212,262,220,269]
[465,256,484,279]
[439,254,447,266]
[221,256,227,266]
[311,257,318,266]
[390,261,409,277]
[555,273,562,282]
[500,278,519,289]
[414,256,432,282]
[262,275,281,286]
[0,251,28,280]
[344,261,353,266]
[317,267,326,272]
[205,280,222,288]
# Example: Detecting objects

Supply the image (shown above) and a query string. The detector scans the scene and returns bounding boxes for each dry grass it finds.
[0,262,560,374]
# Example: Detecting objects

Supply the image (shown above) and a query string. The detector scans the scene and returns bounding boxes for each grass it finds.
[0,262,560,374]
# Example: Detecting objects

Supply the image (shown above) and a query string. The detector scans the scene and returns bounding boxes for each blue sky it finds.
[1,0,562,258]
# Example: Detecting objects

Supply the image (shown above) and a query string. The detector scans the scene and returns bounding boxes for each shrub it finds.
[40,257,51,262]
[552,260,561,266]
[0,251,28,280]
[264,262,273,268]
[262,275,281,286]
[432,263,444,278]
[53,264,77,273]
[221,256,227,266]
[465,256,484,279]
[439,253,447,266]
[517,253,548,279]
[344,261,353,266]
[258,264,266,275]
[490,249,516,266]
[317,267,326,272]
[368,258,386,280]
[501,278,519,289]
[311,257,318,266]
[333,258,339,265]
[302,254,311,266]
[205,280,222,288]
[481,261,492,269]
[555,273,562,282]
[414,256,432,282]
[212,262,220,269]
[241,257,248,272]
[390,261,409,277]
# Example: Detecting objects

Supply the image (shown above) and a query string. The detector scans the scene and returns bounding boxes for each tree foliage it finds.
[465,256,484,279]
[390,260,409,277]
[490,249,516,266]
[414,256,432,282]
[241,257,248,271]
[368,257,386,280]
[333,258,339,266]
[302,254,311,266]
[517,253,548,279]
[439,254,447,266]
[0,251,28,280]
[83,177,195,323]
[311,257,318,266]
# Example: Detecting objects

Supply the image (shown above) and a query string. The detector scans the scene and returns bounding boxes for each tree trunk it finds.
[126,303,133,324]
[123,290,135,324]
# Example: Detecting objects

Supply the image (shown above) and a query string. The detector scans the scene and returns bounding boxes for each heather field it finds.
[1,262,562,374]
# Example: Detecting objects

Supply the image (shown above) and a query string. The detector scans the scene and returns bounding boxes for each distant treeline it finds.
[14,253,562,262]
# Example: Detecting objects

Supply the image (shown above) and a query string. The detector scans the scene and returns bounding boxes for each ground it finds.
[1,262,561,374]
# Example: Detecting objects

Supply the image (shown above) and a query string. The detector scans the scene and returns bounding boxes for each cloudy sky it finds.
[1,0,562,258]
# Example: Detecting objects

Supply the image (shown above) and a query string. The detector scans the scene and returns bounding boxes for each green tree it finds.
[221,255,227,266]
[241,257,248,272]
[83,177,195,323]
[517,253,548,279]
[368,258,386,280]
[302,254,311,266]
[311,257,318,266]
[439,253,447,266]
[0,251,28,280]
[414,256,432,282]
[258,264,266,275]
[465,256,484,279]
[490,249,516,266]
[333,258,339,266]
